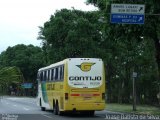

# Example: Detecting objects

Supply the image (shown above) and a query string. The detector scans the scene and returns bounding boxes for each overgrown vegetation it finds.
[106,103,160,115]
[0,0,160,104]
[0,45,44,95]
[0,66,23,95]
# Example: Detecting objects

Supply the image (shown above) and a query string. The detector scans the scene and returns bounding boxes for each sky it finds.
[0,0,97,53]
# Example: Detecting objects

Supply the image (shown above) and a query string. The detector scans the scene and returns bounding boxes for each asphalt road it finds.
[0,96,107,120]
[0,96,158,120]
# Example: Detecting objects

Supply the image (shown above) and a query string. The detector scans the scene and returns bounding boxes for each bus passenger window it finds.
[60,66,64,80]
[43,71,47,81]
[53,68,56,81]
[48,70,50,81]
[58,67,61,80]
[46,71,48,81]
[61,66,64,80]
[49,69,52,81]
[55,68,58,81]
[51,69,54,81]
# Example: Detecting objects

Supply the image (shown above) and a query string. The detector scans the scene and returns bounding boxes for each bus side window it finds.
[49,69,51,81]
[53,68,56,81]
[48,70,50,81]
[46,70,48,81]
[60,66,64,81]
[43,71,47,81]
[58,67,61,80]
[55,67,58,81]
[61,66,64,80]
[51,69,54,81]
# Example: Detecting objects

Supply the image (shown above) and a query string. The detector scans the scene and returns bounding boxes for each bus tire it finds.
[88,110,95,116]
[41,107,45,111]
[81,110,95,116]
[40,98,45,111]
[57,103,64,116]
[53,102,58,115]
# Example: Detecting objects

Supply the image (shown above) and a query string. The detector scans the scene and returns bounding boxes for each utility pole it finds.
[132,72,137,111]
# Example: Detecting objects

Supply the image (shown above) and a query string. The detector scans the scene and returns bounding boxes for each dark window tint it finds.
[51,69,54,81]
[43,71,47,81]
[60,66,64,80]
[55,68,58,80]
[58,67,61,80]
[46,71,48,81]
[48,70,50,81]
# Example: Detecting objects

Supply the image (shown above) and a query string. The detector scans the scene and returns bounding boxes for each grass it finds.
[106,103,160,115]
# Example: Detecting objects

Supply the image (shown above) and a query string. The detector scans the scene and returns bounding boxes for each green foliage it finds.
[106,103,160,115]
[0,66,23,85]
[86,0,160,104]
[37,1,160,105]
[0,44,44,82]
[38,9,104,64]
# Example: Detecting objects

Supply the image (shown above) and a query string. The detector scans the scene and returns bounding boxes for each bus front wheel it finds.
[41,107,45,111]
[40,98,45,111]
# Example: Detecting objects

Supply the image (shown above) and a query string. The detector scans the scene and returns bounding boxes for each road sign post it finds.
[132,72,137,111]
[111,4,145,24]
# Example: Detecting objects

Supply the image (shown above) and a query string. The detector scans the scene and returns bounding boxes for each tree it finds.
[87,0,160,104]
[37,1,159,104]
[38,9,104,64]
[0,44,44,82]
[0,66,23,94]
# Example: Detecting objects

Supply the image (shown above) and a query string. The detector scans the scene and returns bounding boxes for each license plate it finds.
[81,94,92,97]
[83,97,91,100]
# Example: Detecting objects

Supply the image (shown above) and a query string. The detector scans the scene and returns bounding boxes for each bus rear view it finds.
[64,58,106,115]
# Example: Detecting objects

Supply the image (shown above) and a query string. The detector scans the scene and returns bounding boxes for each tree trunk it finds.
[106,64,111,103]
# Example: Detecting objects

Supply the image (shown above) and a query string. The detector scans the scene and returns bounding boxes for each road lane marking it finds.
[3,101,9,105]
[23,107,29,111]
[41,114,53,119]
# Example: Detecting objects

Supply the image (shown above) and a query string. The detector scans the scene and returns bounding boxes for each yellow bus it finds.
[37,58,106,116]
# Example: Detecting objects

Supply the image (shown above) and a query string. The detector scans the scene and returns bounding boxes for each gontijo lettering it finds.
[69,76,102,81]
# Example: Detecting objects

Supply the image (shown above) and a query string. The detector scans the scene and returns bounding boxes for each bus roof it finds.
[38,58,102,71]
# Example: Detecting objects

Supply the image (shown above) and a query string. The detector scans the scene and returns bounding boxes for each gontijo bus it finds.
[37,58,106,115]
